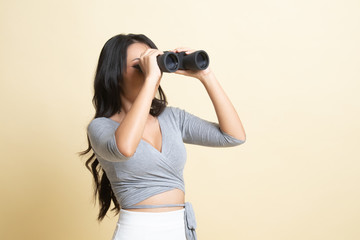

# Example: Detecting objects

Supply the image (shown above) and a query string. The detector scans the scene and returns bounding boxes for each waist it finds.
[119,208,185,226]
[122,188,185,212]
[123,203,185,212]
[123,205,185,212]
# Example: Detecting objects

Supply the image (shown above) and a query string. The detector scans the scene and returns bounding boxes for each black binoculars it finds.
[133,50,209,73]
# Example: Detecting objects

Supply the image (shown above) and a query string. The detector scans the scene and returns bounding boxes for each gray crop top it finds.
[87,106,245,208]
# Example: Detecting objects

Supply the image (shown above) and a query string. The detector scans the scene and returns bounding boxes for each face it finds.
[121,42,150,100]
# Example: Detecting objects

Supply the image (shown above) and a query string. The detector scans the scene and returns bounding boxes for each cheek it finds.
[127,66,143,78]
[123,71,144,88]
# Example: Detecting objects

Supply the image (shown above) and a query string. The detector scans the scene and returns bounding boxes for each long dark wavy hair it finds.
[78,33,167,221]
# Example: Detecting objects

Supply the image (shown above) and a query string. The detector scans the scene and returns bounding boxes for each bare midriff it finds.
[123,188,185,212]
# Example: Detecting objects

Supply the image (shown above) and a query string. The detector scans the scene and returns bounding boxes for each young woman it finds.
[80,33,246,240]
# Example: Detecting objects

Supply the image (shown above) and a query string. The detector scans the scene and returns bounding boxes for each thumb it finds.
[174,69,189,76]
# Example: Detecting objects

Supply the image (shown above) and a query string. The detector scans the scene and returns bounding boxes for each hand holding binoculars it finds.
[133,50,209,73]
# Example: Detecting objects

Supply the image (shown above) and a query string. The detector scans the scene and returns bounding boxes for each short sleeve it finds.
[170,107,245,147]
[87,118,130,162]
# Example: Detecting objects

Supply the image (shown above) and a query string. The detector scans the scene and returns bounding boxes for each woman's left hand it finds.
[170,47,214,82]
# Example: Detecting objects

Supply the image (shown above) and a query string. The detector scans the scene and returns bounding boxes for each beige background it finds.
[1,0,359,239]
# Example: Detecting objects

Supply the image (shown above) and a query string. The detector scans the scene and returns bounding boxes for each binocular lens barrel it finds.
[132,53,178,73]
[157,51,179,73]
[180,50,209,71]
[157,50,209,73]
[196,51,209,69]
[133,50,210,73]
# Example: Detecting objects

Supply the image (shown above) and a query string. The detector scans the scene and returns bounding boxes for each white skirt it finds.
[112,208,187,240]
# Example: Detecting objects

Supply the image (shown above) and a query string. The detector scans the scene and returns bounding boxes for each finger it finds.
[141,49,163,57]
[151,49,163,56]
[142,48,155,54]
[174,69,192,76]
[173,47,190,52]
[173,47,196,55]
[174,47,190,53]
[184,49,196,54]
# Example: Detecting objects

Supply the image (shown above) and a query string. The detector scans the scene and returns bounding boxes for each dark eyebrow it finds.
[132,58,140,62]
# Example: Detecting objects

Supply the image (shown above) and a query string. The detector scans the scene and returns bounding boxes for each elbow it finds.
[230,134,246,146]
[114,130,139,158]
[221,129,246,146]
[235,132,246,144]
[239,134,246,143]
[235,131,246,142]
[120,150,135,158]
[221,135,246,147]
[238,134,246,144]
[232,136,246,146]
[116,142,136,158]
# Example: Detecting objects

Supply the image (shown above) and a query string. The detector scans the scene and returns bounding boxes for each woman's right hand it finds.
[138,49,163,87]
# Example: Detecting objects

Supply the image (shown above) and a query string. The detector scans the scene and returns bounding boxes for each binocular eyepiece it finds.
[133,50,209,73]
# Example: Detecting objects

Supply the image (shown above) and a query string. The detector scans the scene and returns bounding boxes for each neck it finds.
[120,95,133,114]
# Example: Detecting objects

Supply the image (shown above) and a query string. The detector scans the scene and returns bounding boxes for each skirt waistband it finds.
[123,203,185,209]
[119,208,185,227]
[122,202,197,240]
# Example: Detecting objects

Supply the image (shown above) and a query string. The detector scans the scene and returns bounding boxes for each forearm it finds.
[115,80,158,157]
[200,73,246,141]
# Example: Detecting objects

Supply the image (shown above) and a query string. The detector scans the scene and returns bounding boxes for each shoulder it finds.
[87,117,117,134]
[162,106,186,116]
[160,106,198,129]
[161,106,188,120]
[88,117,110,127]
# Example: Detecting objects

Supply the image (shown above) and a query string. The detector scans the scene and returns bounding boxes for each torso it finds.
[110,112,185,212]
[126,188,185,212]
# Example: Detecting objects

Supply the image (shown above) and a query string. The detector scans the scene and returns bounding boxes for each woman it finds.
[79,33,246,240]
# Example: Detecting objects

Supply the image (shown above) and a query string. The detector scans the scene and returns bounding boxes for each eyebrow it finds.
[132,58,140,62]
